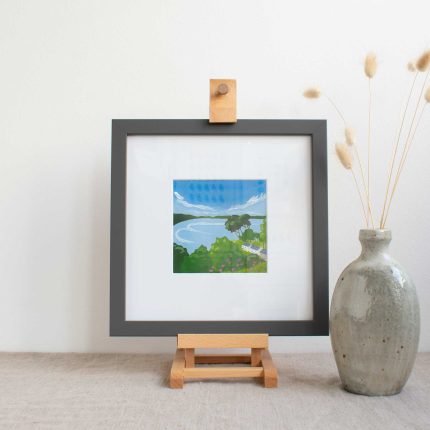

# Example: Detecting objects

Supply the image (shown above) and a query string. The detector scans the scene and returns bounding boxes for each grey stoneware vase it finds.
[330,229,420,396]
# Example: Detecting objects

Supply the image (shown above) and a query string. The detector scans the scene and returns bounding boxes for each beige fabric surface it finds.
[0,352,428,430]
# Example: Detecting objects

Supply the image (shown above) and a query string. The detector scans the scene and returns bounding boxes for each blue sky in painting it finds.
[173,180,266,216]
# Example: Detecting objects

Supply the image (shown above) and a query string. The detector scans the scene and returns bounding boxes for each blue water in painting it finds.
[173,218,263,254]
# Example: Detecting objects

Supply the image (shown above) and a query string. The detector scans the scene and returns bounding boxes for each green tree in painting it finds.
[224,215,251,239]
[174,236,267,273]
[244,253,260,268]
[173,243,189,272]
[241,228,259,242]
[259,218,267,248]
[180,245,212,273]
[224,216,239,237]
[208,237,246,273]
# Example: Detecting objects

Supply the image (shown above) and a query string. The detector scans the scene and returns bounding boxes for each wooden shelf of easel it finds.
[169,334,278,388]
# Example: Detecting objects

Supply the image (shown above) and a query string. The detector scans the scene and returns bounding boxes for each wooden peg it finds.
[209,79,237,123]
[217,83,229,95]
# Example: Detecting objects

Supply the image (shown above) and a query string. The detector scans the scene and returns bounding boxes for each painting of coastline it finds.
[173,180,267,273]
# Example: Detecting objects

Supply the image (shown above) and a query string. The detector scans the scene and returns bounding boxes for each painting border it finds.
[110,120,328,336]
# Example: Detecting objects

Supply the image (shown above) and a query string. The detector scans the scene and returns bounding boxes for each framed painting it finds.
[110,120,328,336]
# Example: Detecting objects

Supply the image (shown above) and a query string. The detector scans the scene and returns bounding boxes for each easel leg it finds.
[251,348,262,366]
[261,349,278,388]
[170,349,185,389]
[185,348,195,367]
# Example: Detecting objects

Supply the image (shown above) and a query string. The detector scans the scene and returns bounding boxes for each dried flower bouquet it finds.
[304,50,430,229]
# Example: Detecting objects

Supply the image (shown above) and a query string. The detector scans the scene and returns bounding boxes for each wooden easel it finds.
[169,82,277,389]
[169,334,278,388]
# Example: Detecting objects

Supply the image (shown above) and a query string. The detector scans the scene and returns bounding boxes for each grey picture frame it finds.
[110,119,328,336]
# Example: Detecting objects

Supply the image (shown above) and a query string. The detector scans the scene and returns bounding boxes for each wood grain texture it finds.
[177,334,268,349]
[183,367,264,379]
[251,348,263,366]
[209,79,237,123]
[195,354,251,364]
[184,348,195,368]
[170,334,277,388]
[169,349,185,388]
[261,349,278,388]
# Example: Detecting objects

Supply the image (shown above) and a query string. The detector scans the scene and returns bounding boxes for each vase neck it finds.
[359,229,391,259]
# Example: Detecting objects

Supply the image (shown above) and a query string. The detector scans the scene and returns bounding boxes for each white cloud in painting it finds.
[226,193,266,212]
[174,191,215,212]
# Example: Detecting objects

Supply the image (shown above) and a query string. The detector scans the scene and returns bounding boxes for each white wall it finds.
[1,0,429,353]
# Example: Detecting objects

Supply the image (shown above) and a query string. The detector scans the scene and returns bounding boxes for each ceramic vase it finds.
[330,229,420,396]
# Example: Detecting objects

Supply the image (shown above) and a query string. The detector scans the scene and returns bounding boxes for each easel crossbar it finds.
[184,367,264,379]
[195,354,251,364]
[177,333,268,349]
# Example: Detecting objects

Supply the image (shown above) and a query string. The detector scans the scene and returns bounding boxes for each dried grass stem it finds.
[351,170,369,224]
[382,68,430,227]
[380,71,419,227]
[367,78,372,224]
[323,94,347,126]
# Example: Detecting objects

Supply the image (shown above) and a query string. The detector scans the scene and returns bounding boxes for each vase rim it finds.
[359,229,392,240]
